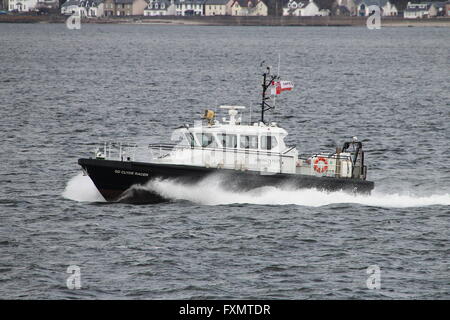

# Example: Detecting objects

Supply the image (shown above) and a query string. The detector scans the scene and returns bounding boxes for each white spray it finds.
[62,173,450,208]
[62,173,105,202]
[145,177,450,208]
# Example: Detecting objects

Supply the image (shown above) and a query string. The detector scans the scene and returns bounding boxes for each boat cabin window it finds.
[260,135,278,150]
[184,133,196,147]
[195,133,218,148]
[217,133,226,148]
[240,135,258,149]
[217,133,237,148]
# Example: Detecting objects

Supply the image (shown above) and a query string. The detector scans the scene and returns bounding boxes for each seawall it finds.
[1,14,450,27]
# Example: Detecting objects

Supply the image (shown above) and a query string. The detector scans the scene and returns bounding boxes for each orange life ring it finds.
[313,157,328,173]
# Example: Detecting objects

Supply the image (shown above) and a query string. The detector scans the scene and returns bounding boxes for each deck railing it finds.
[95,142,360,178]
[96,142,139,161]
[147,143,298,159]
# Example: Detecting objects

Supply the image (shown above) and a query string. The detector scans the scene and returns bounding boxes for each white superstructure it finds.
[142,106,356,178]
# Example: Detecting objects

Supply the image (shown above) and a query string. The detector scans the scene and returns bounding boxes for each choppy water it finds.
[0,23,449,299]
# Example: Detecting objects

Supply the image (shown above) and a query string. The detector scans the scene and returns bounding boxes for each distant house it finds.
[380,0,397,15]
[6,0,57,14]
[429,1,446,16]
[8,0,38,12]
[403,2,431,18]
[300,0,321,15]
[61,0,104,16]
[102,0,148,16]
[204,0,233,16]
[230,0,267,16]
[283,0,322,16]
[173,0,205,16]
[354,0,397,16]
[403,2,447,18]
[89,0,105,15]
[143,0,176,15]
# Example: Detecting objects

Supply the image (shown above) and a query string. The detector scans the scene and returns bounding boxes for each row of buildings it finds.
[3,0,268,15]
[3,0,450,18]
[140,0,269,16]
[61,0,450,17]
[4,0,59,12]
[403,1,449,18]
[330,0,449,17]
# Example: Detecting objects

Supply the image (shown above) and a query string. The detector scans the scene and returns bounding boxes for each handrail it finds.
[94,141,357,179]
[97,142,139,161]
[95,141,354,164]
[298,153,353,161]
[283,146,296,154]
[148,143,354,161]
[148,143,300,159]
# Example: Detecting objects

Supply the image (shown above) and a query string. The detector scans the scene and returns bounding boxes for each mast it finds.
[260,66,279,124]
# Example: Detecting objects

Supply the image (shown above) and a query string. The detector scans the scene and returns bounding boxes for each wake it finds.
[62,173,450,208]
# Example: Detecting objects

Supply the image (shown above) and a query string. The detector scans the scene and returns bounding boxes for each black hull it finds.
[78,158,375,204]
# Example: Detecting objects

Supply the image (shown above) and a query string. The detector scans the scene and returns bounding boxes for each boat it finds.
[78,65,374,203]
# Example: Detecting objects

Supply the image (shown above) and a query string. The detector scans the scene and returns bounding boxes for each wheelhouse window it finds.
[195,133,218,148]
[239,135,258,149]
[260,135,278,150]
[184,133,196,147]
[217,133,237,148]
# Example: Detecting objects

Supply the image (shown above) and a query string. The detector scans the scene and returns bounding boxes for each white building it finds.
[9,0,38,12]
[403,2,431,18]
[230,0,267,16]
[301,0,320,15]
[144,0,176,15]
[381,0,398,16]
[89,0,105,16]
[204,0,233,16]
[381,0,397,16]
[61,0,104,17]
[355,0,398,16]
[175,0,205,16]
[282,0,321,16]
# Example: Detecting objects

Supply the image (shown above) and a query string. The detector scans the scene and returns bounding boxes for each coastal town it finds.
[1,0,450,19]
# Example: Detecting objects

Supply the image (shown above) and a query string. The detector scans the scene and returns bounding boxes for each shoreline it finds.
[1,14,450,27]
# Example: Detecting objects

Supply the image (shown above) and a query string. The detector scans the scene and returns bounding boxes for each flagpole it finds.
[277,52,281,76]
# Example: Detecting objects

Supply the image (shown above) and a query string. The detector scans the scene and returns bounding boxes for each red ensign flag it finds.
[271,81,294,95]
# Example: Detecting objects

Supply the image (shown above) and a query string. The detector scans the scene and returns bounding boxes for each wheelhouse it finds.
[177,124,287,153]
